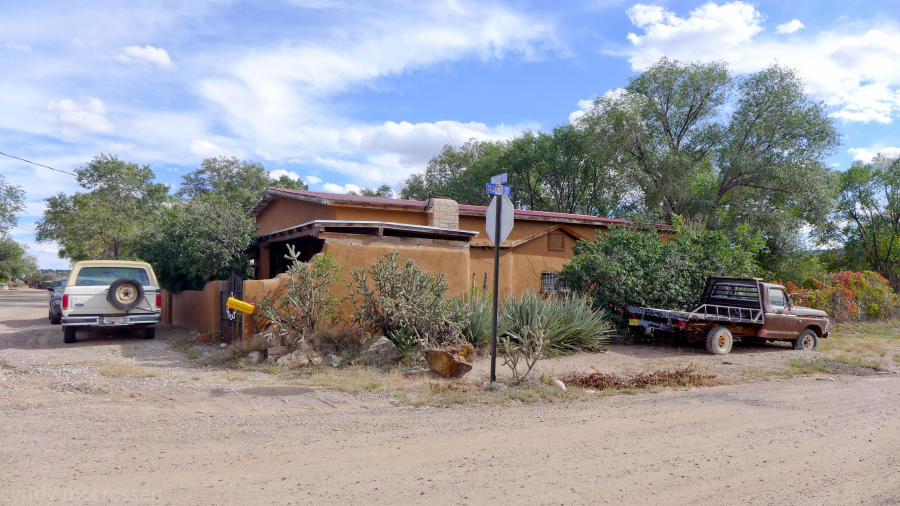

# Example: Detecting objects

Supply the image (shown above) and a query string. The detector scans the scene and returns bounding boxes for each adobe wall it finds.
[255,199,338,235]
[164,281,222,335]
[240,239,471,341]
[330,206,428,226]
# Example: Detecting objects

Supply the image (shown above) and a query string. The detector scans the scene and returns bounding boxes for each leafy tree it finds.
[138,198,257,292]
[36,154,169,260]
[0,175,24,237]
[821,154,900,290]
[401,140,504,205]
[0,237,25,282]
[178,157,307,211]
[350,185,394,198]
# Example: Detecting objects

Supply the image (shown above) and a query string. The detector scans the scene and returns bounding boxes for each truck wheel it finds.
[705,326,733,355]
[793,329,818,351]
[142,327,156,340]
[63,326,76,344]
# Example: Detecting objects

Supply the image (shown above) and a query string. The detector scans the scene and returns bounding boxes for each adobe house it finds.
[248,188,671,297]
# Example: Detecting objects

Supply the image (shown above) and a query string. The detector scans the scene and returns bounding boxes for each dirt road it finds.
[1,290,898,504]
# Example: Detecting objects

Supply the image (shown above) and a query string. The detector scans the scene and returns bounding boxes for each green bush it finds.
[258,246,343,349]
[560,221,763,317]
[348,251,466,349]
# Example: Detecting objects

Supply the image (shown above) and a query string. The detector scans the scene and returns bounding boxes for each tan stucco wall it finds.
[163,281,221,334]
[330,206,428,225]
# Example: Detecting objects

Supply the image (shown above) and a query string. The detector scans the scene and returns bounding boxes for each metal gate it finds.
[220,272,243,343]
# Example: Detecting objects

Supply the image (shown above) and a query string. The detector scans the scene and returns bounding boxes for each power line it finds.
[0,151,76,176]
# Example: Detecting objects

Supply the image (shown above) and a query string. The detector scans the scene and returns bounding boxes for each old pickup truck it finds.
[61,260,161,343]
[627,277,830,355]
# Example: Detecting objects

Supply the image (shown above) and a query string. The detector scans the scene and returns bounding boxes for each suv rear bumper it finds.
[62,314,160,327]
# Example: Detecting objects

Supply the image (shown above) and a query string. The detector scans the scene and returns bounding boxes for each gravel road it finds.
[1,289,898,504]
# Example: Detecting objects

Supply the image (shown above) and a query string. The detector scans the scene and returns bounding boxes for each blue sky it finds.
[2,0,899,268]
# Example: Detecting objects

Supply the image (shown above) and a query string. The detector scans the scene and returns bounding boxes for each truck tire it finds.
[142,327,156,340]
[106,278,144,311]
[793,329,818,351]
[705,326,733,355]
[63,326,76,344]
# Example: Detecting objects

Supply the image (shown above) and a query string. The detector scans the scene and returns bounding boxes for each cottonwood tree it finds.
[178,157,307,211]
[350,184,394,198]
[0,175,24,237]
[36,154,169,260]
[821,154,900,290]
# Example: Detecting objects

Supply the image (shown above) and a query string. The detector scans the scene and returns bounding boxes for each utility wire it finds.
[0,151,76,176]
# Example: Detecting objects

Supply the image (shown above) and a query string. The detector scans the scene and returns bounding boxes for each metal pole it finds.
[490,197,501,382]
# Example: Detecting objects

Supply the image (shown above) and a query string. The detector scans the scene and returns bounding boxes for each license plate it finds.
[103,316,129,325]
[628,318,639,326]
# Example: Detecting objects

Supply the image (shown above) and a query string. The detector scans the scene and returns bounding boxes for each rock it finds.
[425,343,475,378]
[552,378,567,392]
[245,350,263,365]
[307,349,323,366]
[362,336,400,366]
[276,350,309,368]
[325,353,342,367]
[219,342,228,349]
[267,346,289,360]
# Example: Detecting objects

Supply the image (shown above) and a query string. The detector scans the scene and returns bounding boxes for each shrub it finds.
[307,327,368,360]
[258,246,343,348]
[347,251,466,349]
[499,313,548,383]
[560,222,763,317]
[456,293,502,348]
[791,270,899,321]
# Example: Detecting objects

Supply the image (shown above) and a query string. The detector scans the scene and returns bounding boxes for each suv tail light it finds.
[155,293,161,308]
[62,294,69,309]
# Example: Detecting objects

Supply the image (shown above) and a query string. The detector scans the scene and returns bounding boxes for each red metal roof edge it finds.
[256,187,671,230]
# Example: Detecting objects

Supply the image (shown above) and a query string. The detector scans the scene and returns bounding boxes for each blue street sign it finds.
[490,173,507,184]
[485,183,511,197]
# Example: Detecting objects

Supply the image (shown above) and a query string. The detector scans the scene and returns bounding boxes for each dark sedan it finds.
[48,279,66,324]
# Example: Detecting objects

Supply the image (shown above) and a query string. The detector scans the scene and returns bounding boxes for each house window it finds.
[547,231,565,251]
[541,272,568,294]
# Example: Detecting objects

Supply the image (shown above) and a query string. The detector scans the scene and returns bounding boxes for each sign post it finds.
[485,177,514,382]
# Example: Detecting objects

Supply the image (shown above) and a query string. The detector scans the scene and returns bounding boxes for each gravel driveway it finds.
[1,289,898,504]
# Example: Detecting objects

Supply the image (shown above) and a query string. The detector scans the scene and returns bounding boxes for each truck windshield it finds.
[74,267,151,286]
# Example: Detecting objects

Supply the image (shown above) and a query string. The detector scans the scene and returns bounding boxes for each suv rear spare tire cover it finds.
[106,278,144,311]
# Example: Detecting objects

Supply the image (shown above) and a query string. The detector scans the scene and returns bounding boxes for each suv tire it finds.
[107,278,144,311]
[63,326,76,344]
[705,325,733,355]
[793,329,818,351]
[142,327,156,339]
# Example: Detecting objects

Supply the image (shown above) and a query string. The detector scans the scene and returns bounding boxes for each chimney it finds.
[425,197,459,229]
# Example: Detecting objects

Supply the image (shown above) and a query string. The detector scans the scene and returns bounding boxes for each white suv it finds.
[61,260,161,343]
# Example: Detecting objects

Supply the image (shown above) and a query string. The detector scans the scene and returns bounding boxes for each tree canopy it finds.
[36,154,169,260]
[0,175,24,237]
[177,156,307,211]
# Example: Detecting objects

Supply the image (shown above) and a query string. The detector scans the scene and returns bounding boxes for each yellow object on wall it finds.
[225,297,256,315]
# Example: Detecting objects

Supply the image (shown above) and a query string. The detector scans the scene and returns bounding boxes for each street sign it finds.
[485,195,514,247]
[490,173,507,184]
[485,183,511,197]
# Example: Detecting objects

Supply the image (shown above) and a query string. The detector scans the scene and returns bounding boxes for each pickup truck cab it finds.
[61,260,161,343]
[627,277,830,355]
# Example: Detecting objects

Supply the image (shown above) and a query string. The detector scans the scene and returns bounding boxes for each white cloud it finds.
[188,139,237,158]
[115,45,174,69]
[2,41,32,52]
[618,2,900,124]
[47,97,113,139]
[848,146,900,162]
[568,99,595,123]
[321,182,362,194]
[269,169,300,181]
[776,19,804,34]
[305,175,322,185]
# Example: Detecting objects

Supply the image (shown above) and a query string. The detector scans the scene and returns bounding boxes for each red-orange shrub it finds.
[791,271,899,321]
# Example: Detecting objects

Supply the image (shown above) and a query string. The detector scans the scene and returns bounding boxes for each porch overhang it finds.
[257,220,478,246]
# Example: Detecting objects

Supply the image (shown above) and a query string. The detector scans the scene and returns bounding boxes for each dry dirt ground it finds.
[1,289,899,505]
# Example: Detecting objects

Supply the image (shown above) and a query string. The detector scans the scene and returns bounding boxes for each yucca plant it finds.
[500,291,612,356]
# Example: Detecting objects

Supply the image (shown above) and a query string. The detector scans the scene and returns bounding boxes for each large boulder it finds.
[362,336,400,366]
[425,343,475,378]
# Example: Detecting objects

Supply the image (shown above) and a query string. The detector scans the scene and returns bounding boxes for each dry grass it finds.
[818,319,899,371]
[560,364,719,391]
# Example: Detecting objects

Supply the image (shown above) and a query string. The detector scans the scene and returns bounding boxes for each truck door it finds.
[764,287,797,338]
